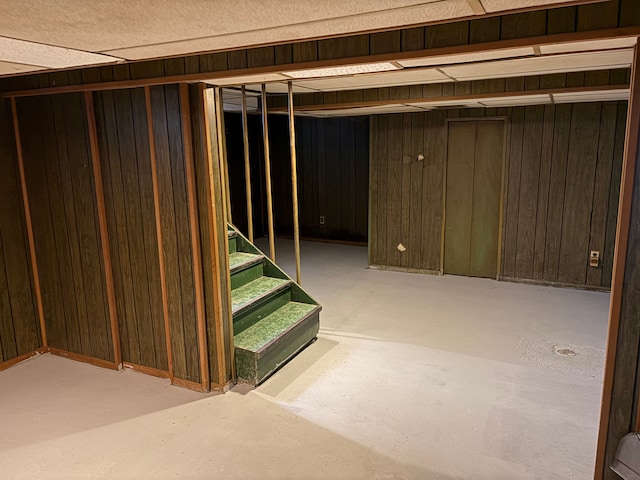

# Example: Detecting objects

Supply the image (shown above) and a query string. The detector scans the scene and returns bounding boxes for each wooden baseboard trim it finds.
[368,264,442,276]
[171,376,208,393]
[48,347,119,370]
[0,348,46,372]
[498,276,611,292]
[273,233,367,247]
[122,362,170,379]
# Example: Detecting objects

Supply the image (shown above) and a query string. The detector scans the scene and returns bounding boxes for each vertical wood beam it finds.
[214,87,232,224]
[262,84,276,262]
[201,85,234,386]
[144,86,174,379]
[10,98,47,347]
[288,82,302,284]
[595,44,640,479]
[179,83,210,392]
[84,91,122,366]
[241,86,254,242]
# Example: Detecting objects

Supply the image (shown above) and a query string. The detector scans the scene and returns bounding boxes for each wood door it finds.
[444,120,504,278]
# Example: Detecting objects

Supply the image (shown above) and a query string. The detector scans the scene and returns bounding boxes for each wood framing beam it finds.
[241,85,254,243]
[144,86,174,379]
[84,91,122,367]
[595,44,640,480]
[262,83,276,263]
[10,98,47,348]
[287,81,302,284]
[200,85,235,386]
[179,83,210,392]
[2,27,639,99]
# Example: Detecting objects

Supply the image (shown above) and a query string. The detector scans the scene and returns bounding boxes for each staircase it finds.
[228,225,321,385]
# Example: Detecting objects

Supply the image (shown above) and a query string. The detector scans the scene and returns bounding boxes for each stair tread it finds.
[229,251,262,271]
[234,302,318,352]
[232,276,291,313]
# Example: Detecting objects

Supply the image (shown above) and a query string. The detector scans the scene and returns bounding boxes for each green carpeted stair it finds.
[228,226,321,385]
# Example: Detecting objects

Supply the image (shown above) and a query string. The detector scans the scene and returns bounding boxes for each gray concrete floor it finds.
[0,239,609,479]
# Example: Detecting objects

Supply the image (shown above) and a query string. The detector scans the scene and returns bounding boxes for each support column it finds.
[261,84,276,262]
[287,82,302,284]
[242,86,254,242]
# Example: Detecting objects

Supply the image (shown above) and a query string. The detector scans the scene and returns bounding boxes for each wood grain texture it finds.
[16,94,113,361]
[94,87,168,371]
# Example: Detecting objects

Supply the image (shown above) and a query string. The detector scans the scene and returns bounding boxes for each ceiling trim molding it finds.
[3,26,639,99]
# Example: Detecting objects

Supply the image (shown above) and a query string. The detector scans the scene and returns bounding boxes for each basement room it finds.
[1,1,640,480]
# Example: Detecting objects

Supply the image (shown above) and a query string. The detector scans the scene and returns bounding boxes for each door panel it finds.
[444,122,476,276]
[444,120,504,278]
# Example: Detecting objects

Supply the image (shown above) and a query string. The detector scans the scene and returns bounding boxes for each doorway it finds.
[444,119,505,278]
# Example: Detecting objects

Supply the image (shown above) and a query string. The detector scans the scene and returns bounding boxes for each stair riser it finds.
[234,289,291,335]
[231,262,264,290]
[236,311,320,385]
[229,236,237,254]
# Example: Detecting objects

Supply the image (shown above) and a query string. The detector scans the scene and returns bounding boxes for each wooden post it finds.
[179,84,210,392]
[287,82,302,284]
[144,86,174,379]
[10,98,47,348]
[595,44,640,479]
[262,84,276,262]
[242,86,254,242]
[214,87,232,224]
[201,85,236,386]
[83,91,122,367]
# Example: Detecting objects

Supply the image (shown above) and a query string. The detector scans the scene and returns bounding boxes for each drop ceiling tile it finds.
[295,68,450,92]
[552,89,630,104]
[398,47,535,68]
[440,49,634,81]
[0,60,44,75]
[204,73,289,86]
[539,37,638,55]
[0,36,121,69]
[478,94,552,106]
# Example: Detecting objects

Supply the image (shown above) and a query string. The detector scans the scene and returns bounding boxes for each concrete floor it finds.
[0,239,609,479]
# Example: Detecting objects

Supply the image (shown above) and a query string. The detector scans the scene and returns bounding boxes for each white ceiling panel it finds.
[440,49,634,81]
[539,37,638,55]
[295,68,451,92]
[478,94,552,107]
[552,88,630,104]
[0,60,44,75]
[204,73,289,86]
[0,35,122,69]
[398,47,536,67]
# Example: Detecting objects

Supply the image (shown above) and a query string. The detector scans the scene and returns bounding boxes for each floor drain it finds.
[554,346,577,357]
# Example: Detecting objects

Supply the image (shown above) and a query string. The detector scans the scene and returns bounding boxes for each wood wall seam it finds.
[144,85,175,379]
[9,97,47,348]
[84,91,122,367]
[179,83,210,392]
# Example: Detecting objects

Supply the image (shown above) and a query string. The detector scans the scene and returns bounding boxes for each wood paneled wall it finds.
[229,115,369,243]
[370,101,627,288]
[16,93,114,361]
[147,84,202,383]
[93,88,168,372]
[4,84,230,389]
[0,98,40,366]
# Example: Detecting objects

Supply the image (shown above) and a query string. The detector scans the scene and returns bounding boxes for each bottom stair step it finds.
[235,302,320,385]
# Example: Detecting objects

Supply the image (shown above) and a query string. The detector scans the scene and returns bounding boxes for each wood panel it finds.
[238,115,369,243]
[148,85,201,383]
[370,102,625,288]
[93,88,168,371]
[16,93,113,361]
[0,98,40,364]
